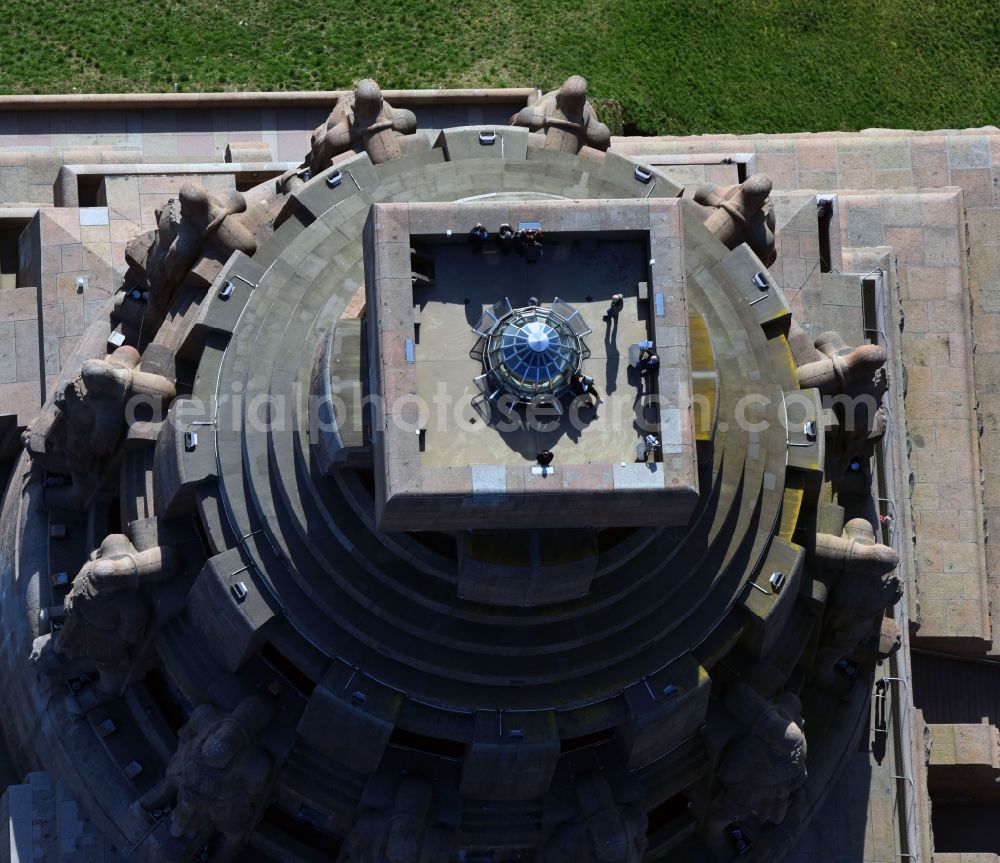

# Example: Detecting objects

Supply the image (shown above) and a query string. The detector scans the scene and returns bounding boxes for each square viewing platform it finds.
[363,198,699,531]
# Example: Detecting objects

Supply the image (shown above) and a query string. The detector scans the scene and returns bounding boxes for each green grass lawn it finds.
[0,0,997,135]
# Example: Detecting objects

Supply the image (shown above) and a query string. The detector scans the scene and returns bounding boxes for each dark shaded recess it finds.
[355,469,375,497]
[257,804,341,860]
[596,526,635,554]
[260,641,318,697]
[77,174,102,207]
[932,802,1000,853]
[0,458,15,499]
[646,791,691,834]
[818,199,833,273]
[173,356,199,397]
[559,726,616,753]
[410,530,457,558]
[912,651,1000,725]
[0,222,26,278]
[143,667,190,733]
[388,725,466,760]
[622,121,654,137]
[107,495,121,536]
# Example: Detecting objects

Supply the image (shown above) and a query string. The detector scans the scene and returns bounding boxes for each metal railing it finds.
[866,266,921,862]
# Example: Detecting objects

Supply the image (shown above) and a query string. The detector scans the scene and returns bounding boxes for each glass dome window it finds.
[483,306,585,400]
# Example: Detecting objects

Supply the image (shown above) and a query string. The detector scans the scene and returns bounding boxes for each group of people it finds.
[469,223,544,262]
[636,340,660,372]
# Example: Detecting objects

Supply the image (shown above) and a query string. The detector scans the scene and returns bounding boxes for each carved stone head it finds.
[384,812,423,863]
[557,75,589,116]
[88,559,130,592]
[178,182,211,222]
[355,78,384,118]
[588,810,629,862]
[754,692,806,766]
[200,717,250,769]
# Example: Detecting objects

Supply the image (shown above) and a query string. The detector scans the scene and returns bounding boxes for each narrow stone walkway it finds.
[784,750,900,863]
[839,188,988,650]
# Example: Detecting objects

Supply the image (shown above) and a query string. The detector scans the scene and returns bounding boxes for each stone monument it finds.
[3,73,980,863]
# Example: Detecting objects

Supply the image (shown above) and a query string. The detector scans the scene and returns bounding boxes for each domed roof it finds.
[486,306,582,399]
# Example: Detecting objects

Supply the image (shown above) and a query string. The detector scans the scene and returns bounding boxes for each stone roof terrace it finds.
[364,198,700,531]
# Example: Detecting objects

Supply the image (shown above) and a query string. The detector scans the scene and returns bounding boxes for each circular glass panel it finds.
[484,307,583,399]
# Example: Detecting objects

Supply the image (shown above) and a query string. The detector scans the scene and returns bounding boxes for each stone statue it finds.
[791,329,889,488]
[510,75,611,153]
[831,402,888,482]
[23,345,175,480]
[796,331,886,395]
[309,79,418,173]
[338,775,452,863]
[694,173,777,265]
[31,533,178,712]
[706,684,807,840]
[136,693,276,863]
[137,182,258,314]
[539,774,648,863]
[811,518,902,684]
[878,617,903,659]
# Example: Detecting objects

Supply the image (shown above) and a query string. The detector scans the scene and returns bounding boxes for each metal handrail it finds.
[867,266,920,862]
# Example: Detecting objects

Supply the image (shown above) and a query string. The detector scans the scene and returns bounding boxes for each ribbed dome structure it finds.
[486,306,582,399]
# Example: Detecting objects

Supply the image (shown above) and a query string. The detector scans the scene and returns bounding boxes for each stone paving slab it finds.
[783,750,899,863]
[616,129,1000,653]
[838,189,989,650]
[936,855,1000,863]
[14,207,117,400]
[414,239,652,469]
[0,771,121,862]
[0,94,535,206]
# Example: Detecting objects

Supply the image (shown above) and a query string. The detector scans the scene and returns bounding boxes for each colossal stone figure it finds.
[22,345,175,481]
[539,774,648,863]
[811,518,902,684]
[694,173,777,265]
[789,329,888,488]
[136,693,276,863]
[510,75,611,153]
[831,401,888,482]
[31,533,178,711]
[796,331,886,395]
[337,775,452,863]
[308,78,418,173]
[136,181,258,314]
[706,684,807,842]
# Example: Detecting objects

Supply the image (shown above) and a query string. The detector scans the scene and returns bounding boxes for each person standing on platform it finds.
[469,223,488,252]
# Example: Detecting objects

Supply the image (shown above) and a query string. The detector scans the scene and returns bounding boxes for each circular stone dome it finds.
[485,306,582,398]
[0,105,898,863]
